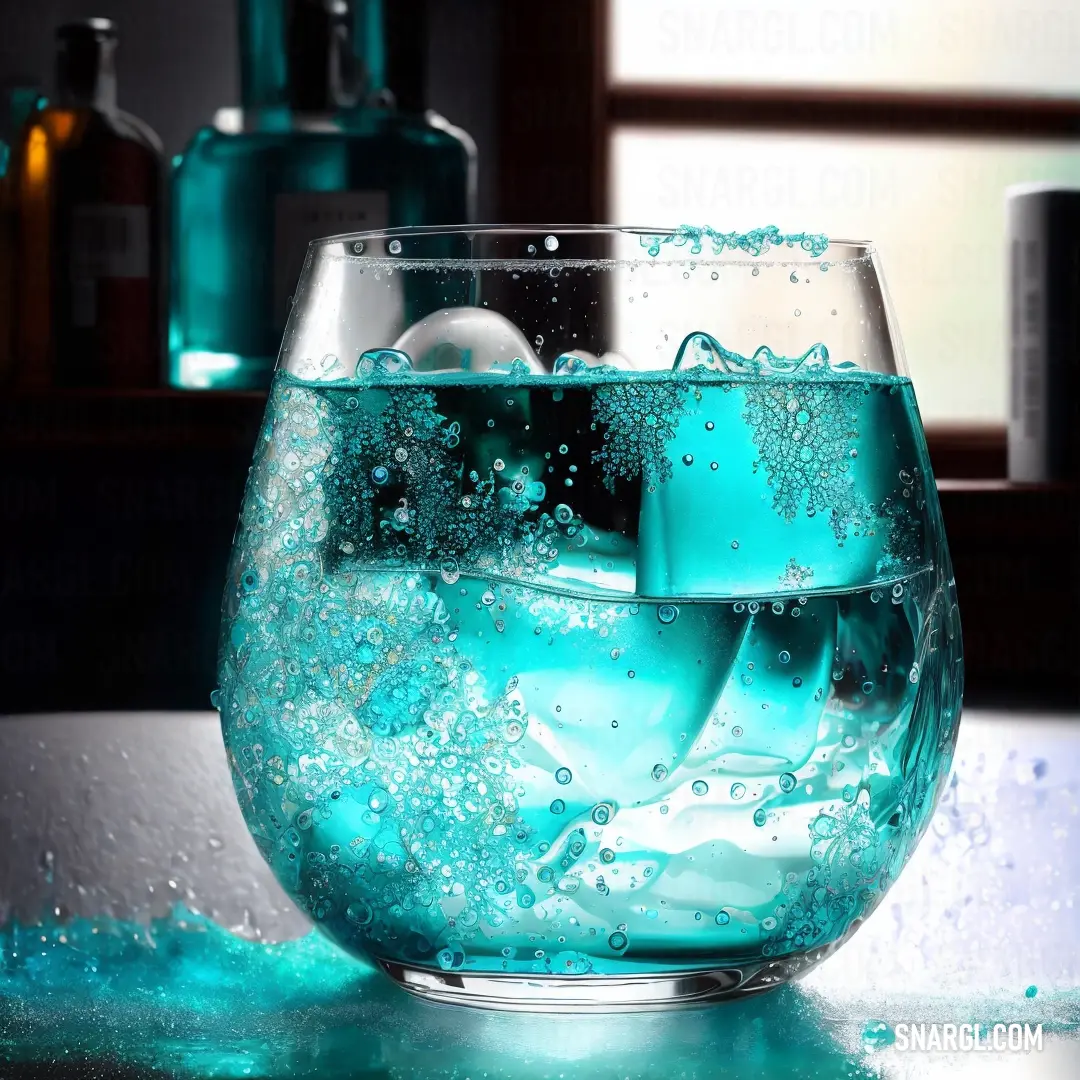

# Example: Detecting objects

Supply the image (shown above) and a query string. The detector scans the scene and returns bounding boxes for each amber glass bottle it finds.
[16,19,163,387]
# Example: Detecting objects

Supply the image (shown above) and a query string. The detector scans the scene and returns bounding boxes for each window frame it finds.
[497,0,1080,471]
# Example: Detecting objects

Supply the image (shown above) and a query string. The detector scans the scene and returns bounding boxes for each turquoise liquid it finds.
[217,354,963,978]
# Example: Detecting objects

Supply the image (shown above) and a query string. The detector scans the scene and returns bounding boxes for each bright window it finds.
[609,0,1080,425]
[611,0,1080,98]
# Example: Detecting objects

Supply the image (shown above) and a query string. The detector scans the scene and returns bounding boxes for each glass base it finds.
[376,951,830,1012]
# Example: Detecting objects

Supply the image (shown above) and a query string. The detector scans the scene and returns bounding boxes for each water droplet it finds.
[779,772,797,793]
[657,604,679,625]
[651,763,668,782]
[692,780,708,796]
[862,1020,895,1051]
[1025,985,1038,999]
[555,767,572,785]
[388,239,402,254]
[682,454,694,466]
[715,910,730,925]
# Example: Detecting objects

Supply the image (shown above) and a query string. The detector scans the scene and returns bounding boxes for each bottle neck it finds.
[238,0,426,116]
[56,27,118,112]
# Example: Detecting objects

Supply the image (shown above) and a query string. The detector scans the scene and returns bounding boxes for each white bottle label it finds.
[69,204,152,329]
[274,192,389,328]
[70,205,151,280]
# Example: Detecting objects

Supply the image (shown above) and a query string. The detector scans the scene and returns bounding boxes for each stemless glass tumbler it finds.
[216,226,963,1010]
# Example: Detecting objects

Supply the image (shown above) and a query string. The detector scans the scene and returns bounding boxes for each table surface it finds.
[0,709,1077,1079]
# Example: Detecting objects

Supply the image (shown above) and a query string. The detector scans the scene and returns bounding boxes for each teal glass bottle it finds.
[169,0,476,390]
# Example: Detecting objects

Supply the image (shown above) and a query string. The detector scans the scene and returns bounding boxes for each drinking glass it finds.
[216,225,963,1010]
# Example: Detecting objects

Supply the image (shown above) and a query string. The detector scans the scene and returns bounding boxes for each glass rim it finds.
[308,224,876,266]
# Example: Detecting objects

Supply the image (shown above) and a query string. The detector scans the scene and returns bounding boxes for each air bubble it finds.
[730,783,746,800]
[544,235,559,252]
[388,239,402,254]
[778,650,791,663]
[651,763,669,782]
[715,910,730,925]
[592,803,613,825]
[608,931,628,951]
[692,780,708,796]
[657,604,679,624]
[554,503,574,524]
[600,847,615,863]
[753,809,767,826]
[682,454,694,466]
[555,767,572,785]
[779,772,797,793]
[550,799,565,814]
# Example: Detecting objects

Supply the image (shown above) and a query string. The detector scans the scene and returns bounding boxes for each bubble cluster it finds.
[592,379,690,490]
[742,380,869,539]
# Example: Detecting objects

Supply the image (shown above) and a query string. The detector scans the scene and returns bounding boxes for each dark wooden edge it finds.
[0,390,1018,483]
[609,84,1080,139]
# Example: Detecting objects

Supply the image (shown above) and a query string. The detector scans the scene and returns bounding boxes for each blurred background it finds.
[0,0,1077,713]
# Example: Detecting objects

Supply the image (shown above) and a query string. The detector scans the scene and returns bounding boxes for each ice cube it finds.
[435,577,749,807]
[393,307,543,375]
